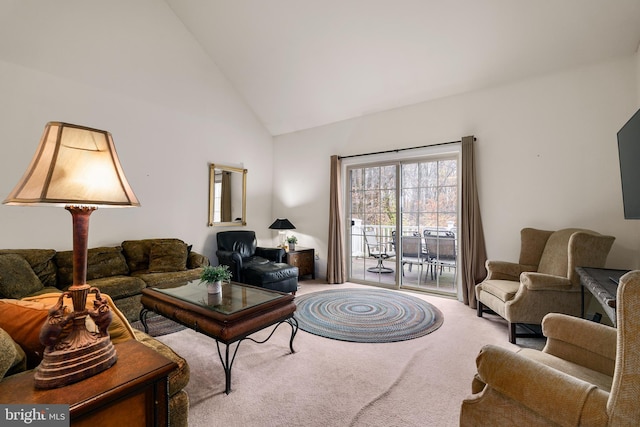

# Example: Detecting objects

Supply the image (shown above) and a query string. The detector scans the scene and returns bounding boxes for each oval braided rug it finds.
[294,288,443,343]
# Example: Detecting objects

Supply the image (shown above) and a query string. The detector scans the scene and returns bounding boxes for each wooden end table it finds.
[140,281,298,394]
[0,339,176,427]
[286,247,315,279]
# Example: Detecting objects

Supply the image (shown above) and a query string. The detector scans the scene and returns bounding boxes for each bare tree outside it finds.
[351,159,456,234]
[349,157,458,295]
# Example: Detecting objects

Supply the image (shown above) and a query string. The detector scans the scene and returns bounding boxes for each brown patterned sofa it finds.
[0,238,206,427]
[0,237,210,322]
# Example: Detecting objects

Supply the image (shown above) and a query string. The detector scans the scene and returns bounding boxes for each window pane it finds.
[438,186,457,213]
[364,168,379,189]
[402,163,419,188]
[380,165,396,190]
[439,160,457,186]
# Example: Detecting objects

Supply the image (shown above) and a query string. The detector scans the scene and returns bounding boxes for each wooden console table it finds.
[286,247,315,280]
[0,339,176,427]
[576,267,629,326]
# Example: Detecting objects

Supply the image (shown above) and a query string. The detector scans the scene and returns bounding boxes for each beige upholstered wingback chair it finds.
[460,270,640,426]
[476,228,615,343]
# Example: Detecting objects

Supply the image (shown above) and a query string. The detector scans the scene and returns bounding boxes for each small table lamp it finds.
[269,218,296,248]
[3,122,140,388]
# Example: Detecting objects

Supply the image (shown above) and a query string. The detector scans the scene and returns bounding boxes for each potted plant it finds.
[200,264,232,294]
[287,235,298,251]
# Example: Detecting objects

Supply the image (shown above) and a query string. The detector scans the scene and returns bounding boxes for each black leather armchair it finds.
[216,231,285,282]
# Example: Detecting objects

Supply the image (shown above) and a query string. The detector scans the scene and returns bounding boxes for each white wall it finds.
[274,56,640,278]
[3,2,637,277]
[0,1,274,260]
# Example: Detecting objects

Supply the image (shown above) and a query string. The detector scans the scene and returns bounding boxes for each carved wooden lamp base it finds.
[34,315,117,389]
[1,123,139,390]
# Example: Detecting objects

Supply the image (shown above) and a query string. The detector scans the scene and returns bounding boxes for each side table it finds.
[286,247,315,280]
[0,339,176,427]
[576,267,629,326]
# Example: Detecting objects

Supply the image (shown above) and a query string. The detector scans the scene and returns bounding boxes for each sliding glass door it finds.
[347,155,458,296]
[399,158,457,295]
[348,164,398,287]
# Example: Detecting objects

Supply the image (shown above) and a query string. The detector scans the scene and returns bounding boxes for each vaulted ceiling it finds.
[165,0,640,135]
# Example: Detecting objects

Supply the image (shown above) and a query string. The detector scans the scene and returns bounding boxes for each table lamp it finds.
[3,122,140,388]
[269,218,295,248]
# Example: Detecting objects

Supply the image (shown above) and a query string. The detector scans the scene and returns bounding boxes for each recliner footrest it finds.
[243,262,299,293]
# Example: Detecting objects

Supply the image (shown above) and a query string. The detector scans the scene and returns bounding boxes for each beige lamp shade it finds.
[3,122,140,207]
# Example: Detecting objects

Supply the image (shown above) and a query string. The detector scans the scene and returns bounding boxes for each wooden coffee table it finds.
[140,281,298,394]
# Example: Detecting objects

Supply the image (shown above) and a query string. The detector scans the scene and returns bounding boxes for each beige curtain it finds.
[460,136,487,308]
[327,155,346,283]
[221,171,232,222]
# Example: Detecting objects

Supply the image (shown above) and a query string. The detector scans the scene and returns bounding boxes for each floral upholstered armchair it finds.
[460,270,640,426]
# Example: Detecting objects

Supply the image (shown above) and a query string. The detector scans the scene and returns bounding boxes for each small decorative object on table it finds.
[200,265,232,294]
[287,235,298,251]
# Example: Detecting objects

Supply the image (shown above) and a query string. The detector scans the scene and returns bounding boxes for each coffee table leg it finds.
[214,317,298,394]
[215,340,242,395]
[285,317,299,353]
[139,308,150,334]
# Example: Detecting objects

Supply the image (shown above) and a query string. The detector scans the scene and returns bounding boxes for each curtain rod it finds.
[338,139,469,159]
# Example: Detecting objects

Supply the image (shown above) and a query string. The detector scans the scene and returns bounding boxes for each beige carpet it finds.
[157,281,542,427]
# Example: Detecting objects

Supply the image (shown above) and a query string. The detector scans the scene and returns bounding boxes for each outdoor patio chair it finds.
[364,230,395,273]
[423,229,457,282]
[401,235,429,278]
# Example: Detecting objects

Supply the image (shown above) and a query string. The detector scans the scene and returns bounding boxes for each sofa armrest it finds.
[520,272,572,290]
[255,247,285,263]
[187,251,210,269]
[485,260,536,281]
[132,330,190,427]
[133,329,189,397]
[473,344,606,426]
[541,313,616,375]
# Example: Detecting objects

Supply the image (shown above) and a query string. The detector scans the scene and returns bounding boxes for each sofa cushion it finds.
[188,251,210,269]
[122,238,189,273]
[56,246,129,287]
[86,275,147,300]
[133,268,203,289]
[22,293,136,345]
[0,249,57,288]
[0,327,27,378]
[148,240,188,273]
[0,293,136,369]
[243,256,270,267]
[0,299,50,368]
[479,279,521,302]
[0,254,44,299]
[518,348,613,392]
[122,240,151,272]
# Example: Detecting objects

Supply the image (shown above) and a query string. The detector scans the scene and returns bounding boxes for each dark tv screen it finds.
[618,107,640,219]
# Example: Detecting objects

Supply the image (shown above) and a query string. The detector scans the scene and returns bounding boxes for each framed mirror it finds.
[208,164,247,227]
